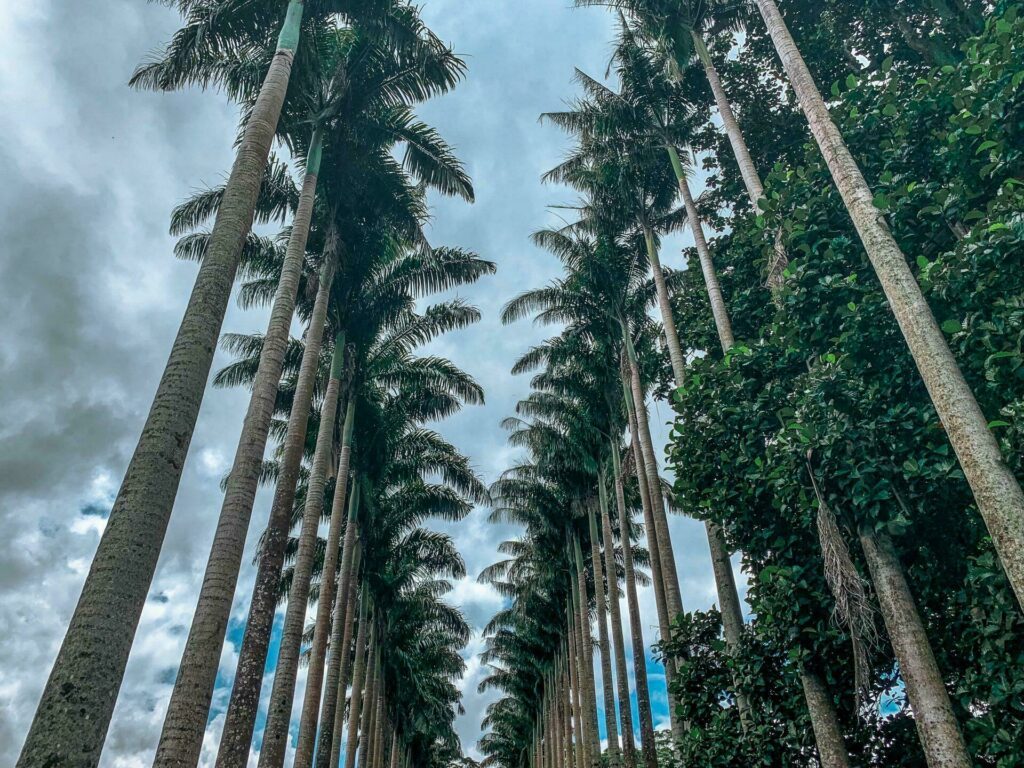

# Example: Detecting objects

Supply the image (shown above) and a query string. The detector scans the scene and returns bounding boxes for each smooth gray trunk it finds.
[799,668,851,768]
[155,128,323,768]
[622,376,679,739]
[567,605,588,768]
[859,531,970,767]
[757,0,1024,607]
[294,402,357,768]
[257,339,346,768]
[216,242,337,768]
[641,222,686,384]
[315,541,360,768]
[600,474,637,768]
[16,16,303,768]
[587,504,621,766]
[611,444,658,768]
[338,595,370,768]
[571,562,601,768]
[689,32,765,206]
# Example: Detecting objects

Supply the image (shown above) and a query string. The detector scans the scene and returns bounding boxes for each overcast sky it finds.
[0,1,743,765]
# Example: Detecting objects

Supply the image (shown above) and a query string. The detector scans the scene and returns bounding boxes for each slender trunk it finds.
[599,469,637,768]
[16,8,306,766]
[294,403,358,768]
[799,668,851,768]
[689,32,765,207]
[217,239,337,768]
[360,642,381,768]
[573,540,601,767]
[339,596,370,768]
[315,540,361,768]
[622,372,679,738]
[757,0,1024,606]
[156,127,325,768]
[257,335,347,768]
[587,503,621,766]
[562,663,575,768]
[567,603,588,768]
[611,444,658,768]
[641,222,686,384]
[859,531,970,767]
[369,682,383,768]
[666,152,735,353]
[623,343,684,620]
[389,731,399,768]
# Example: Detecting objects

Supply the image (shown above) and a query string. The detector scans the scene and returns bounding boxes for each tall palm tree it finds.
[751,0,1024,608]
[154,20,474,767]
[15,5,448,765]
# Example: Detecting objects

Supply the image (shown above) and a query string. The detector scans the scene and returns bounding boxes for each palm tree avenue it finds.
[6,2,1024,768]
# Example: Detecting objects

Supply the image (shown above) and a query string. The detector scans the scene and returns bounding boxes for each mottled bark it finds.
[294,402,357,768]
[217,240,337,768]
[611,446,658,768]
[338,594,370,768]
[16,11,304,766]
[587,503,621,766]
[257,338,347,768]
[859,531,970,767]
[757,0,1024,607]
[599,474,637,768]
[156,126,323,768]
[315,541,361,768]
[799,668,851,768]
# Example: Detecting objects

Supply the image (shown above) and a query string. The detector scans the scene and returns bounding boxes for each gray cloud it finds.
[0,0,743,764]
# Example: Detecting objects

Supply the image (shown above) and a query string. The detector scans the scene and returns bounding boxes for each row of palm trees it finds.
[18,2,491,767]
[477,2,1019,768]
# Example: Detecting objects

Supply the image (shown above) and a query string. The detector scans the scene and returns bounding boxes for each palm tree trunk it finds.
[217,236,337,768]
[666,150,735,353]
[756,0,1024,606]
[567,603,588,768]
[859,530,970,767]
[369,685,384,768]
[257,335,347,768]
[359,641,381,768]
[16,9,307,766]
[155,126,324,768]
[621,373,680,739]
[573,540,602,767]
[623,341,684,620]
[640,222,686,384]
[389,731,399,768]
[610,443,657,768]
[338,594,370,768]
[688,32,765,206]
[294,403,358,768]
[599,470,637,768]
[315,540,361,768]
[799,667,851,768]
[587,503,622,766]
[562,663,574,768]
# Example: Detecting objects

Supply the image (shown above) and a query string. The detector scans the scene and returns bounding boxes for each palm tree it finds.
[752,0,1024,608]
[154,20,474,766]
[15,5,447,765]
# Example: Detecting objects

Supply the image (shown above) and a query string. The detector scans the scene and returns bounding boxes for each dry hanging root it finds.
[806,451,879,709]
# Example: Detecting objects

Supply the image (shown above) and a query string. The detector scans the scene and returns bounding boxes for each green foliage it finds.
[666,6,1024,766]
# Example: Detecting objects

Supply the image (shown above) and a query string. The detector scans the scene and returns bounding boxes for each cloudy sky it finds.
[0,1,743,765]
